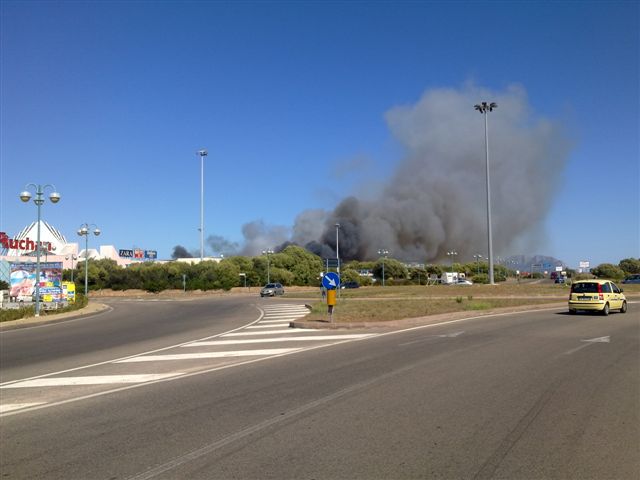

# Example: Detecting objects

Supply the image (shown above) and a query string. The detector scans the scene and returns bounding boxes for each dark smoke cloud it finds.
[239,84,572,262]
[171,245,192,259]
[206,235,240,256]
[292,84,571,262]
[239,220,290,256]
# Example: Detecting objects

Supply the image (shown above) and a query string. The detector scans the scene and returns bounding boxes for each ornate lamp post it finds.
[78,224,101,296]
[262,249,274,284]
[19,184,61,317]
[378,249,389,286]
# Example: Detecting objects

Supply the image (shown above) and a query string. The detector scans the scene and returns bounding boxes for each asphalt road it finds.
[1,298,638,479]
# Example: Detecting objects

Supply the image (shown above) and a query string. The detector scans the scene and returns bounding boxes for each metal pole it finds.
[35,190,42,317]
[382,258,385,287]
[267,253,270,284]
[200,152,204,261]
[84,234,89,296]
[335,223,340,274]
[484,110,495,285]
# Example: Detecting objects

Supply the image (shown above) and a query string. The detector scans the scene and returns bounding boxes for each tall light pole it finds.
[447,250,458,273]
[473,254,483,275]
[262,249,274,284]
[197,149,208,261]
[65,254,78,283]
[474,101,497,284]
[19,184,61,317]
[335,223,340,274]
[78,223,101,296]
[378,249,389,286]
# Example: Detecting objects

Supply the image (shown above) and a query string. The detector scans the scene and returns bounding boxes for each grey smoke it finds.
[206,235,240,256]
[244,84,572,262]
[239,220,290,256]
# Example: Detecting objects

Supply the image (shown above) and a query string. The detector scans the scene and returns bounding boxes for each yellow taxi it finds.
[568,279,627,315]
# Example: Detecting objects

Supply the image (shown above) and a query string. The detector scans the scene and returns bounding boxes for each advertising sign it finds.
[119,249,134,258]
[144,250,157,260]
[134,249,144,259]
[62,281,76,303]
[579,261,590,269]
[9,262,63,299]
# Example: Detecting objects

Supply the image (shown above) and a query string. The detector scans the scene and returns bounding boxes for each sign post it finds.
[322,272,340,322]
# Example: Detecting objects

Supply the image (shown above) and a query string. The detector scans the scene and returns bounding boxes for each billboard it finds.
[9,262,63,299]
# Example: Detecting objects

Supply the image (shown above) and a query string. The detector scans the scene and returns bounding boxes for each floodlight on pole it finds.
[377,249,389,286]
[197,149,208,261]
[447,251,458,273]
[19,184,61,317]
[474,101,497,284]
[78,223,100,296]
[262,249,274,284]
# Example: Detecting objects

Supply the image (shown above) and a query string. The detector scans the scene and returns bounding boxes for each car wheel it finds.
[620,301,627,313]
[601,303,610,316]
[569,309,576,315]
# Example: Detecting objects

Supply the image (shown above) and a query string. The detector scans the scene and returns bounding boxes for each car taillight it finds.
[598,283,604,300]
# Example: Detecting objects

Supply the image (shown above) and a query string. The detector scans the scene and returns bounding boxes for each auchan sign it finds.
[0,231,53,252]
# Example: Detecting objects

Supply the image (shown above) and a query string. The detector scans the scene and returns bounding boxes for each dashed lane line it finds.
[1,374,184,389]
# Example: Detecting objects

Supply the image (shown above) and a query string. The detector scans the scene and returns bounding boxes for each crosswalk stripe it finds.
[114,348,301,362]
[246,324,290,329]
[184,334,375,346]
[1,374,183,388]
[222,329,322,336]
[0,403,46,413]
[259,319,297,324]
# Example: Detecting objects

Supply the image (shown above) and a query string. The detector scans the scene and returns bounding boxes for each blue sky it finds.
[1,1,638,268]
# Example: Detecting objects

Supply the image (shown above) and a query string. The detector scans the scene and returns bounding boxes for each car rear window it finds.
[571,282,599,293]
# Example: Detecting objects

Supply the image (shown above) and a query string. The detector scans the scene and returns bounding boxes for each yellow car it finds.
[568,279,627,315]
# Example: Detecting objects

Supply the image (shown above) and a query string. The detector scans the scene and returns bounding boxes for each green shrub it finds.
[472,273,489,284]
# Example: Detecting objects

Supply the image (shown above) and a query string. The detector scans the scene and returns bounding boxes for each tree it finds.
[619,258,640,275]
[372,257,408,282]
[591,263,625,280]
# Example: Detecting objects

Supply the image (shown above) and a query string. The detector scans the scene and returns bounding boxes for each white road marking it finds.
[563,336,611,355]
[263,315,306,319]
[399,331,466,346]
[259,319,298,323]
[2,374,183,388]
[0,403,45,413]
[222,329,322,336]
[114,348,301,362]
[246,323,290,329]
[184,334,375,346]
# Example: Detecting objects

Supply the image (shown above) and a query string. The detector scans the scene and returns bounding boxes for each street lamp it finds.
[65,254,78,283]
[197,149,208,261]
[378,249,389,286]
[19,184,61,317]
[473,254,483,275]
[78,223,101,296]
[262,249,274,284]
[474,101,497,284]
[239,272,247,288]
[447,251,458,272]
[335,223,340,274]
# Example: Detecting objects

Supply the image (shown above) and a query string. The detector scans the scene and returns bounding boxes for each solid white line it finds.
[114,349,301,362]
[2,374,183,389]
[263,314,307,318]
[222,329,322,336]
[184,334,375,346]
[246,324,290,329]
[0,403,46,413]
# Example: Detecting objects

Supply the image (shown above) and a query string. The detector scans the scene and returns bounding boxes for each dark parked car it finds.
[622,274,640,284]
[340,281,360,289]
[260,283,284,297]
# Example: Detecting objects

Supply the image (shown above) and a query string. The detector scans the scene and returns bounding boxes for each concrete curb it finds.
[0,302,111,331]
[290,301,567,330]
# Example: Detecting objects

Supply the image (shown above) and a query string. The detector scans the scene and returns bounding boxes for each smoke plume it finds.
[244,84,572,262]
